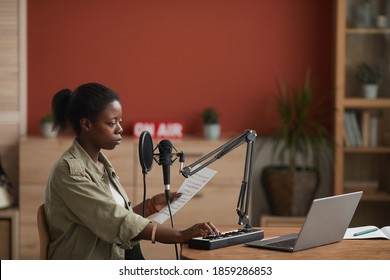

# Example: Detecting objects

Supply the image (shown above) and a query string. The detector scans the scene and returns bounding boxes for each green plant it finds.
[269,74,332,171]
[40,114,53,124]
[355,63,381,84]
[202,108,219,124]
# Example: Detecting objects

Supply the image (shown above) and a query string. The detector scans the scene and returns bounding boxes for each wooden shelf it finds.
[342,98,390,108]
[344,147,390,153]
[334,0,390,226]
[361,192,390,202]
[346,28,390,34]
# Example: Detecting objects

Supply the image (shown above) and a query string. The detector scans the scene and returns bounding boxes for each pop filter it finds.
[138,131,154,174]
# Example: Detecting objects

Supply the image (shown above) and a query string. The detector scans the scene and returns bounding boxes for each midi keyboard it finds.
[188,228,264,250]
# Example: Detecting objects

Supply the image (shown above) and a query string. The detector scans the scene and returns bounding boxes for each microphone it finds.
[157,139,173,195]
[138,131,154,175]
[139,132,185,195]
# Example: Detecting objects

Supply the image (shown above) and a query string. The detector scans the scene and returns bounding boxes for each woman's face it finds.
[88,100,123,150]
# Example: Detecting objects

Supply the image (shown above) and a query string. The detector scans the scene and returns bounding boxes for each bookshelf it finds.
[335,0,390,203]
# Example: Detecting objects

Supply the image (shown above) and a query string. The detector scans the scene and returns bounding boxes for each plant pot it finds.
[203,123,221,140]
[362,84,379,99]
[40,122,58,138]
[0,185,14,209]
[0,161,14,209]
[262,166,319,216]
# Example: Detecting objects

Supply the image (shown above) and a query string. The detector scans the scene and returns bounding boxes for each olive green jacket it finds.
[45,139,150,259]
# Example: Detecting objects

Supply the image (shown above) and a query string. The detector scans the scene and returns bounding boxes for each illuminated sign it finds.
[133,121,184,139]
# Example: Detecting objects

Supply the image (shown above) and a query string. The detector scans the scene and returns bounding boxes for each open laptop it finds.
[246,191,362,252]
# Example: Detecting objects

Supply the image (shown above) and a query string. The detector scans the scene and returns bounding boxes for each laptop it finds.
[246,191,362,252]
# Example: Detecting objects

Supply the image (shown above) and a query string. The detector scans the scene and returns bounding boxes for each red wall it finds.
[27,0,334,137]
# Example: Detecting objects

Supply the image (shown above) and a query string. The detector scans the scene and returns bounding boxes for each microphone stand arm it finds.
[180,129,257,230]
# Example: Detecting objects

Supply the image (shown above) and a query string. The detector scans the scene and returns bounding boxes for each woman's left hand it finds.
[151,192,181,212]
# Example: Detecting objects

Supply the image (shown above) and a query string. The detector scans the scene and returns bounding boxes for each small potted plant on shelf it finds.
[261,73,332,216]
[355,63,381,99]
[40,114,58,138]
[202,107,221,140]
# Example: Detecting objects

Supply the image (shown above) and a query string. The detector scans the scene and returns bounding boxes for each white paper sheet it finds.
[152,166,217,224]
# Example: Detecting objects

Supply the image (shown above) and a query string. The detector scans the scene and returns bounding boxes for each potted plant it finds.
[355,63,381,99]
[40,114,58,138]
[261,73,332,216]
[202,107,221,140]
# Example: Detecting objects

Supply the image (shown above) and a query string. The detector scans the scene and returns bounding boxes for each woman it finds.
[44,82,219,259]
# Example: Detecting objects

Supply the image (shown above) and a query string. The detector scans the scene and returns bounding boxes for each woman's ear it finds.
[80,118,92,132]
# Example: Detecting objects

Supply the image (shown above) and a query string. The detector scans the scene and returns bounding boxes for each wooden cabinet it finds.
[18,137,135,259]
[19,137,71,259]
[135,139,246,226]
[0,208,19,259]
[138,139,247,259]
[334,0,390,224]
[19,137,248,259]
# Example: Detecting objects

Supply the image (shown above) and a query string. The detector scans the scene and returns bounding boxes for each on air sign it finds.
[133,121,184,139]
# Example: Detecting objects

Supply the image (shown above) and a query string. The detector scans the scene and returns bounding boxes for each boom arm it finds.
[180,129,257,229]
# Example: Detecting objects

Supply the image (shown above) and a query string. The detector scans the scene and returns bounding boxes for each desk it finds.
[181,227,390,260]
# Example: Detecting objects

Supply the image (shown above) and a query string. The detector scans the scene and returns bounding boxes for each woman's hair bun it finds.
[51,88,72,131]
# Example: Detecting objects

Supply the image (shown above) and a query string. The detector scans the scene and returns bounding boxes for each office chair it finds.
[37,203,50,260]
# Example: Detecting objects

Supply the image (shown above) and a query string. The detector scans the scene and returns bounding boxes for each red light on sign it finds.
[133,121,184,139]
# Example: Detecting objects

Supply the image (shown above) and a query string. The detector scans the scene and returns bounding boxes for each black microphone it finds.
[157,139,173,195]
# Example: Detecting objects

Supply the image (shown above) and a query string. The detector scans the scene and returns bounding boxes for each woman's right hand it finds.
[180,222,220,242]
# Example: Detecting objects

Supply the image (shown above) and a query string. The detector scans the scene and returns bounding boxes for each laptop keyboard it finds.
[269,238,297,248]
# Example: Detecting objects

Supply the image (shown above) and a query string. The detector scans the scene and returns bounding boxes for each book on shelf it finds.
[350,111,362,146]
[350,110,379,147]
[370,114,378,147]
[344,226,390,240]
[344,111,355,146]
[344,111,361,147]
[361,111,370,147]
